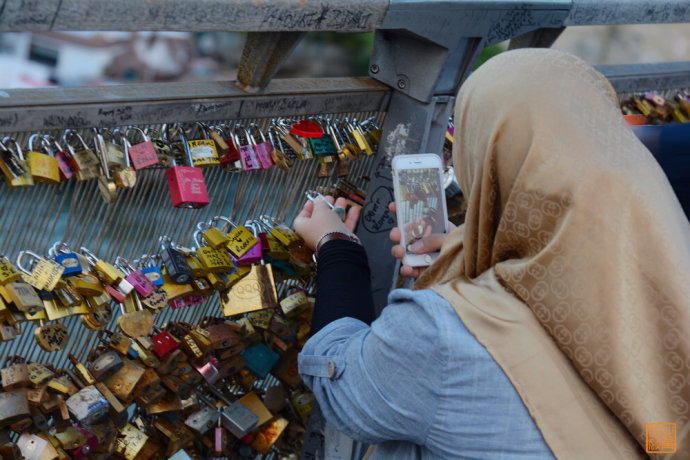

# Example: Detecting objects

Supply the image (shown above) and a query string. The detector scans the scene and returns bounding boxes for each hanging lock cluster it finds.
[0,117,382,209]
[0,208,347,458]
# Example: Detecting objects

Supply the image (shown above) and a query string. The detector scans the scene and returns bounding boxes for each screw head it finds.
[397,79,407,89]
[369,64,379,74]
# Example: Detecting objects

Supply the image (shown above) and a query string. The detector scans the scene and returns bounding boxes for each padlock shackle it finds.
[15,249,43,274]
[62,130,90,153]
[192,229,206,248]
[2,137,24,161]
[125,126,149,145]
[212,215,235,230]
[114,256,134,274]
[248,123,267,143]
[177,130,194,167]
[28,133,51,155]
[78,247,99,266]
[92,128,111,178]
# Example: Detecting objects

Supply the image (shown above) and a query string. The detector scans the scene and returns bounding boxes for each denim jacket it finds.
[298,289,555,459]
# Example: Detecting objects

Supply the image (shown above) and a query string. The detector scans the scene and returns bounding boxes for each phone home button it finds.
[424,255,432,264]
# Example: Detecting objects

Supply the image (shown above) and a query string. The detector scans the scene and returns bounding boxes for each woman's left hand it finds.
[293,195,361,250]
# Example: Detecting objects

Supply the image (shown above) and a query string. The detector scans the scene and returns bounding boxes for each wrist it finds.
[314,231,361,259]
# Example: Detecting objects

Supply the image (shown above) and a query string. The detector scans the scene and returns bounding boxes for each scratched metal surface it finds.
[0,0,389,32]
[0,108,384,372]
[0,77,391,133]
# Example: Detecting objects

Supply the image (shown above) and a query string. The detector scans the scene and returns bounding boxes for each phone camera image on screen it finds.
[398,168,445,254]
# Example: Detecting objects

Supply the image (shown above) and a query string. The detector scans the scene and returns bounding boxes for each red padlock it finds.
[70,425,99,460]
[166,128,209,208]
[125,127,159,170]
[151,330,179,359]
[47,135,76,180]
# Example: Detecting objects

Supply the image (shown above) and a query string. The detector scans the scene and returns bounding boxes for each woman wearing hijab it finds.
[294,48,690,458]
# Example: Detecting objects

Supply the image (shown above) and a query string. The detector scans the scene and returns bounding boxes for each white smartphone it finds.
[392,153,449,267]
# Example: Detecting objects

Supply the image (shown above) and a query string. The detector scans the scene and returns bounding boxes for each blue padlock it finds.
[141,266,164,287]
[55,253,82,277]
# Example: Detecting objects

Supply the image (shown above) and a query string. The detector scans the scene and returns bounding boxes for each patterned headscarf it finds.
[415,48,690,458]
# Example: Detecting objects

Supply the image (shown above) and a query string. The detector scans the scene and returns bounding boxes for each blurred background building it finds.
[0,23,687,89]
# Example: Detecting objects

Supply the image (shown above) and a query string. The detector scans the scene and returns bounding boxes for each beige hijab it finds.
[415,49,690,458]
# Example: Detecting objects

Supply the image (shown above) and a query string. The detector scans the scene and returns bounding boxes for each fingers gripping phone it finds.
[392,153,449,267]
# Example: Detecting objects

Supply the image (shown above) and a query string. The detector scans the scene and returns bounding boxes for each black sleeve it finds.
[310,239,376,335]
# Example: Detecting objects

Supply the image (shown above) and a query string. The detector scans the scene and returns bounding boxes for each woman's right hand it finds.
[389,201,455,278]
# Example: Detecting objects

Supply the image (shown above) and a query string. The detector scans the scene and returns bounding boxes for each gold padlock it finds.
[220,262,277,316]
[1,137,34,187]
[26,133,60,185]
[1,356,30,390]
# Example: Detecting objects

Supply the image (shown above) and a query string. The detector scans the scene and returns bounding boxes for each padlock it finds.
[132,368,163,401]
[239,391,273,428]
[346,117,374,155]
[68,271,105,297]
[115,257,155,297]
[204,321,242,351]
[276,119,308,159]
[97,128,128,171]
[94,382,128,428]
[16,432,53,459]
[151,329,179,359]
[0,256,21,286]
[1,137,34,186]
[50,243,83,278]
[34,320,70,352]
[220,262,277,317]
[188,122,220,167]
[131,338,161,368]
[66,385,110,425]
[114,423,148,460]
[16,250,65,293]
[91,128,119,204]
[27,362,54,388]
[159,236,193,284]
[166,126,209,208]
[104,359,145,404]
[26,133,60,184]
[184,403,218,435]
[154,416,195,457]
[193,357,220,385]
[0,137,29,185]
[117,295,154,338]
[247,123,275,169]
[78,247,126,287]
[194,229,235,273]
[159,375,191,400]
[157,349,184,375]
[241,343,279,379]
[4,281,43,313]
[124,126,159,170]
[280,290,309,317]
[88,346,124,382]
[62,129,101,181]
[214,407,228,454]
[47,370,79,396]
[140,286,168,311]
[1,356,30,390]
[221,400,259,439]
[70,425,99,460]
[251,417,289,454]
[110,128,137,189]
[233,124,260,171]
[267,123,293,171]
[67,354,95,386]
[136,254,164,287]
[218,217,260,260]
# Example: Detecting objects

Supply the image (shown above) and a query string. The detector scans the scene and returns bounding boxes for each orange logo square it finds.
[646,423,676,453]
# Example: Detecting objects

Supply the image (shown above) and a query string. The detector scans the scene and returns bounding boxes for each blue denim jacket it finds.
[298,289,555,459]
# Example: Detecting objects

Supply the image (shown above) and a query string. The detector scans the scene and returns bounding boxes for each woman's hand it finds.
[294,196,361,250]
[389,201,455,278]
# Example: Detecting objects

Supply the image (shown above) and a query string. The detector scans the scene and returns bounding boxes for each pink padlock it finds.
[235,126,260,171]
[166,128,209,208]
[194,356,220,385]
[71,425,99,460]
[125,127,159,170]
[170,295,205,309]
[247,124,274,169]
[116,257,156,297]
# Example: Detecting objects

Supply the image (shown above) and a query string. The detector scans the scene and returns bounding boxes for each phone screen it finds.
[397,167,446,254]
